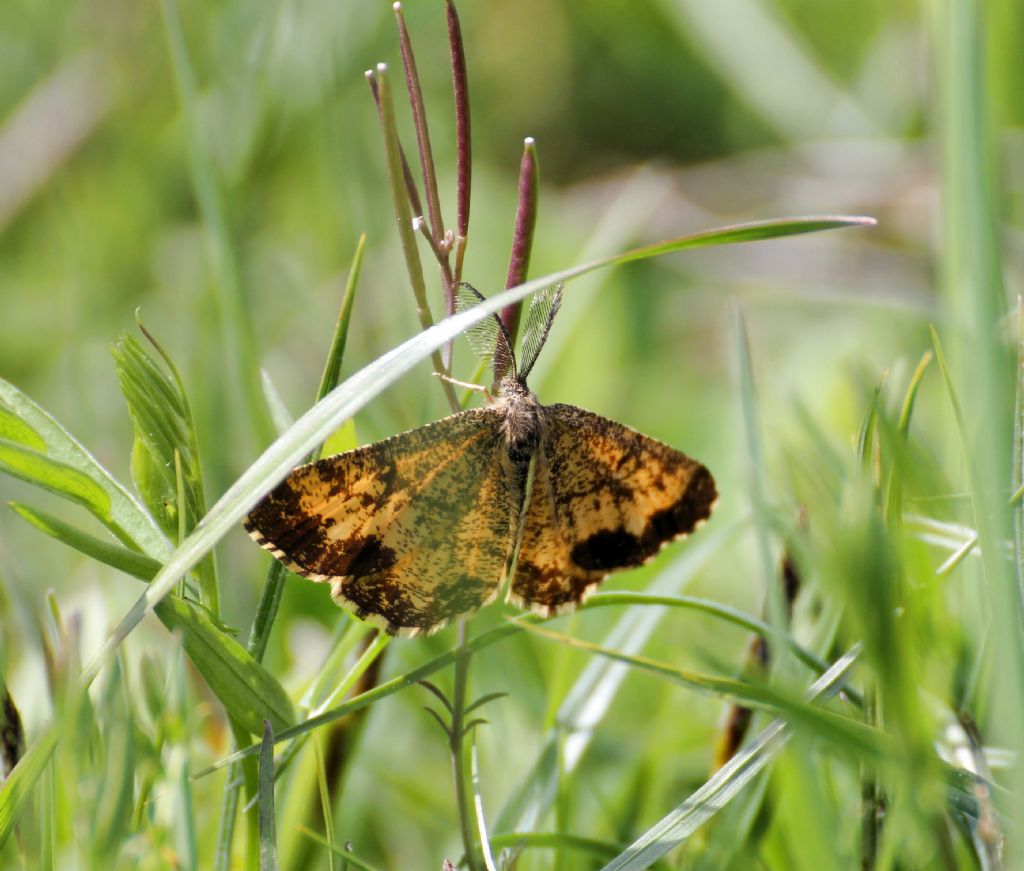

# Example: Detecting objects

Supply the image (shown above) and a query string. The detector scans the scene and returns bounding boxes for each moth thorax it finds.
[497,376,542,455]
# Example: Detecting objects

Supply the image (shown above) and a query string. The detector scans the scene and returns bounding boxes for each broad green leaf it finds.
[0,377,169,559]
[158,596,295,736]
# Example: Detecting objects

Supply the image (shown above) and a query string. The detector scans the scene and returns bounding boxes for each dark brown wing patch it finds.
[507,403,717,616]
[245,407,522,637]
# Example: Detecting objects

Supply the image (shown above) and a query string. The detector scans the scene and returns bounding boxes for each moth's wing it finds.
[508,403,717,616]
[245,407,521,637]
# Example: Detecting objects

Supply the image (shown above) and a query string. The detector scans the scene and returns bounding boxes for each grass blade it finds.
[258,721,279,871]
[0,722,60,849]
[297,826,383,871]
[9,502,162,581]
[598,646,861,871]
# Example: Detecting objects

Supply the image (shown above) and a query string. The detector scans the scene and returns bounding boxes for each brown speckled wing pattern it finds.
[244,407,522,637]
[245,394,716,637]
[507,403,717,616]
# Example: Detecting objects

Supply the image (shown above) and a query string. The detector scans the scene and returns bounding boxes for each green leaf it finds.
[0,725,60,849]
[0,377,169,559]
[111,334,200,536]
[258,721,279,871]
[319,419,357,458]
[130,434,178,537]
[112,329,219,613]
[0,406,45,453]
[8,502,162,581]
[0,439,124,538]
[157,596,295,736]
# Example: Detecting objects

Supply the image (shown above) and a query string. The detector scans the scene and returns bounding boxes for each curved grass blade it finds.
[297,826,383,871]
[9,502,162,581]
[518,622,883,755]
[598,646,862,871]
[487,832,624,861]
[581,591,846,690]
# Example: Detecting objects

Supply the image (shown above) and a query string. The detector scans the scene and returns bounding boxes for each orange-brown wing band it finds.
[245,408,521,637]
[508,403,717,616]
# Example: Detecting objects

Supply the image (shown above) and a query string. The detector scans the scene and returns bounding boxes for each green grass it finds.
[1,1,1022,869]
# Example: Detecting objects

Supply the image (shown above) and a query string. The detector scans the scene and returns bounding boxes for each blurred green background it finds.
[2,0,1022,868]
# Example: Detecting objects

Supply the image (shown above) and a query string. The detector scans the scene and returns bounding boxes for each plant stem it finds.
[860,683,879,871]
[446,0,471,286]
[369,63,459,413]
[451,622,481,871]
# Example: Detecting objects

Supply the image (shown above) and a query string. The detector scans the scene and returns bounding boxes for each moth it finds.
[245,286,717,637]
